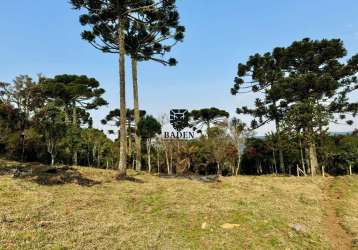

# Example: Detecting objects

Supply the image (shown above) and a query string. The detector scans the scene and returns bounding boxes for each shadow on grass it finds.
[116,175,145,184]
[1,162,101,187]
[157,174,221,183]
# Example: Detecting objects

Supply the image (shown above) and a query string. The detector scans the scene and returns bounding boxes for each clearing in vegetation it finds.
[0,159,357,250]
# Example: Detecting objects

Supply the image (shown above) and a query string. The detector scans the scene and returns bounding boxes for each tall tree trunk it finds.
[118,17,127,177]
[128,130,132,163]
[275,119,285,174]
[131,56,142,171]
[72,106,78,166]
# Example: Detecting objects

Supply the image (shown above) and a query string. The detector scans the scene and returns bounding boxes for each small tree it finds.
[34,102,67,166]
[338,135,358,175]
[137,115,162,173]
[81,128,111,168]
[229,118,252,175]
[207,126,229,176]
[231,50,289,173]
[0,76,44,161]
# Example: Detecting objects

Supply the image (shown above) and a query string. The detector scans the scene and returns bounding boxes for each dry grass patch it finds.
[332,175,358,248]
[0,161,335,249]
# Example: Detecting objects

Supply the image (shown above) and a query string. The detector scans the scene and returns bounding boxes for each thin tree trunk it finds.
[273,162,278,175]
[131,56,142,171]
[97,146,100,168]
[87,146,91,167]
[20,130,25,162]
[157,149,160,174]
[92,145,96,167]
[165,150,170,175]
[118,16,127,177]
[147,139,152,173]
[272,150,277,174]
[275,118,285,174]
[47,140,55,166]
[72,106,78,166]
[297,165,300,177]
[19,115,26,162]
[299,138,306,175]
[170,149,173,174]
[235,144,241,175]
[349,164,352,176]
[305,147,311,175]
[51,154,55,166]
[308,140,318,176]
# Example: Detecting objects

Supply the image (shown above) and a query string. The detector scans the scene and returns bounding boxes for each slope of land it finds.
[0,159,356,250]
[331,176,358,249]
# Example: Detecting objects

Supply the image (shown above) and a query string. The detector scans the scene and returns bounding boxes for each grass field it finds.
[0,159,356,250]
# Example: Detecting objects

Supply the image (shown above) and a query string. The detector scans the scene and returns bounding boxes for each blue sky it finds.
[1,0,357,134]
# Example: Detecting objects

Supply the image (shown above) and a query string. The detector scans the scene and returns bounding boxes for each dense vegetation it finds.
[0,70,357,177]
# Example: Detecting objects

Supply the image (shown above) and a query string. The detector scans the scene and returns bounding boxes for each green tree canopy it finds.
[137,115,162,139]
[189,107,229,132]
[41,74,107,113]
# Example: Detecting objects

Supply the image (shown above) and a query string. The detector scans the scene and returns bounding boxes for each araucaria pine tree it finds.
[232,38,358,176]
[125,4,185,171]
[41,75,108,166]
[71,0,184,177]
[231,50,288,173]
